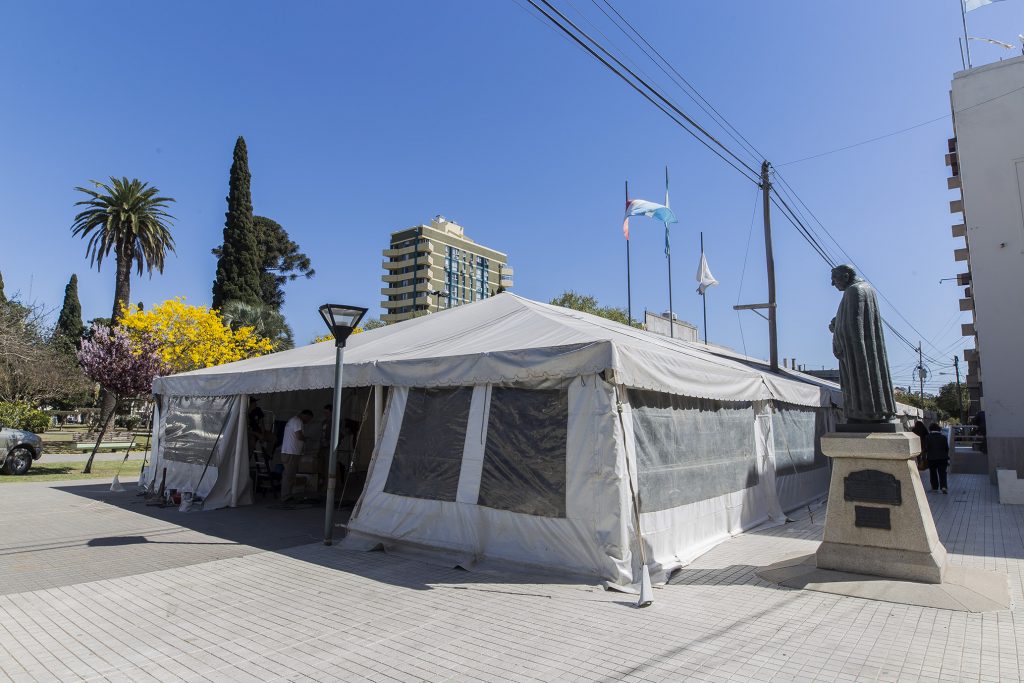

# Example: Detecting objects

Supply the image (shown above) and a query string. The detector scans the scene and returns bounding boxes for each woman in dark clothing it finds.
[912,420,929,470]
[925,422,950,494]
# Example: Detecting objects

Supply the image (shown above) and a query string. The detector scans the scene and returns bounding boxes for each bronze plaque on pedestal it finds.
[844,469,901,506]
[854,505,891,530]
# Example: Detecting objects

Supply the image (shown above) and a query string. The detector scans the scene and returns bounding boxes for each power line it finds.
[520,0,951,364]
[524,0,761,183]
[591,0,765,166]
[777,115,950,167]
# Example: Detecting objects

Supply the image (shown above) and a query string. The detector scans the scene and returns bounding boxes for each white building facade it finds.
[950,56,1024,477]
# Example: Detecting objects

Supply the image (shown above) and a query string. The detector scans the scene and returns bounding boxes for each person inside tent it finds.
[280,409,313,501]
[247,397,271,463]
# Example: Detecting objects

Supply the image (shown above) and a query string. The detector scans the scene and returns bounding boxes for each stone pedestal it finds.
[816,431,948,584]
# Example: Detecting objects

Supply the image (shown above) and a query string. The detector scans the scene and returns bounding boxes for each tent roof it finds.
[152,294,839,407]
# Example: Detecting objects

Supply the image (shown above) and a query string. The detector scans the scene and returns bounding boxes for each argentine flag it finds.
[623,199,677,240]
[964,0,1004,10]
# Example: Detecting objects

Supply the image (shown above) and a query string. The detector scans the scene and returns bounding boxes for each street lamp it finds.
[318,303,367,546]
[426,289,450,311]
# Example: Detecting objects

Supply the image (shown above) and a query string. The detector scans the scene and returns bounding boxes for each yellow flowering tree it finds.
[118,298,274,373]
[311,328,363,344]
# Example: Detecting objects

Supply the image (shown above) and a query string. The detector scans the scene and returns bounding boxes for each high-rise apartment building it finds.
[381,216,513,324]
[947,55,1024,477]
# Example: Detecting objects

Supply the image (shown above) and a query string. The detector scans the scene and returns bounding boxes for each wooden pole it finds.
[954,354,965,423]
[761,161,779,371]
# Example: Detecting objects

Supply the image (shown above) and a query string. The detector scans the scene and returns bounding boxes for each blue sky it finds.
[1,1,1020,391]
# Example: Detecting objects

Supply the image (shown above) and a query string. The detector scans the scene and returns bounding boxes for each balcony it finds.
[959,297,974,312]
[949,199,963,214]
[382,255,434,271]
[961,323,975,337]
[964,348,980,363]
[951,223,966,238]
[383,241,433,259]
[954,247,969,262]
[957,272,971,286]
[382,267,432,283]
[947,176,961,190]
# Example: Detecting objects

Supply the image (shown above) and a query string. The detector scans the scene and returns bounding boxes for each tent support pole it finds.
[230,395,248,507]
[144,398,161,491]
[374,385,383,443]
[615,385,653,607]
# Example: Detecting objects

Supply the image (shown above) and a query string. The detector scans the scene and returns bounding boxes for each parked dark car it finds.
[1,426,43,475]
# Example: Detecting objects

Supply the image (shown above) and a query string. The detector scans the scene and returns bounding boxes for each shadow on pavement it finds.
[56,480,333,553]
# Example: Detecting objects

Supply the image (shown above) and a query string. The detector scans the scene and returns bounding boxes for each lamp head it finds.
[318,303,367,348]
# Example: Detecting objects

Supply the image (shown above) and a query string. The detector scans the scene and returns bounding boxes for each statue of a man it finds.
[829,264,897,423]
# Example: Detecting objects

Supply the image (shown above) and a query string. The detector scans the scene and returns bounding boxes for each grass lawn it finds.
[0,459,141,484]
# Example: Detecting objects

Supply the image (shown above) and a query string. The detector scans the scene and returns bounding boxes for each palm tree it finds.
[219,299,294,351]
[71,177,176,325]
[71,178,175,469]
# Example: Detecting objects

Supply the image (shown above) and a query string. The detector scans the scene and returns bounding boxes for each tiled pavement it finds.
[1,473,1023,681]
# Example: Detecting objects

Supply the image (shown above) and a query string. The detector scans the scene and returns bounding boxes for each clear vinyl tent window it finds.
[772,404,829,475]
[383,386,473,502]
[629,390,757,513]
[162,395,235,466]
[478,387,569,518]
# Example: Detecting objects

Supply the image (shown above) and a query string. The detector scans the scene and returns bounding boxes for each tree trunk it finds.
[97,248,132,440]
[111,246,131,324]
[83,395,117,474]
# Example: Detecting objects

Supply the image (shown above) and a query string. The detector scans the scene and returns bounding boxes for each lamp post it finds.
[426,289,450,311]
[318,303,367,546]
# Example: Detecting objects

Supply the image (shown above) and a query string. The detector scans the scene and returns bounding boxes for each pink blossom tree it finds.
[77,326,167,473]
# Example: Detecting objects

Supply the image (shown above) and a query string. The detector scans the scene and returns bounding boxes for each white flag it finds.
[696,252,718,295]
[964,0,1004,11]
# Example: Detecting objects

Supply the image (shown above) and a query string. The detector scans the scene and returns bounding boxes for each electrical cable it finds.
[522,0,951,365]
[777,115,950,167]
[525,0,761,184]
[592,0,765,166]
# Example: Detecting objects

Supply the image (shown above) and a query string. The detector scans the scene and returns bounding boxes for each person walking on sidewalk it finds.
[281,409,313,501]
[926,422,950,494]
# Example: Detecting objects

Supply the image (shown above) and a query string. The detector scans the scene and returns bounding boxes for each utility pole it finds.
[917,342,925,404]
[762,161,779,372]
[732,160,778,371]
[953,354,965,423]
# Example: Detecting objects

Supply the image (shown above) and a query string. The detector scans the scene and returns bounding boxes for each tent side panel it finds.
[345,375,631,583]
[147,395,239,507]
[773,402,835,512]
[629,391,780,579]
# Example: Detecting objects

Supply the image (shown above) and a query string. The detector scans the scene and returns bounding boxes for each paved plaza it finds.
[1,472,1023,682]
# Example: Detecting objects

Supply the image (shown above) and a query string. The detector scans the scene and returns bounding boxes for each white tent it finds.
[148,294,844,586]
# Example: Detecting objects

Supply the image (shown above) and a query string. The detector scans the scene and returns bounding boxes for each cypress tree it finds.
[55,274,85,352]
[212,136,262,309]
[0,271,6,303]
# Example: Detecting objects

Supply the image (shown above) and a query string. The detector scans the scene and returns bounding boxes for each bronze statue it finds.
[829,264,896,423]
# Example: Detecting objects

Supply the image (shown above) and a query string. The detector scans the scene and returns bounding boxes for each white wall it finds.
[644,311,699,342]
[952,56,1024,471]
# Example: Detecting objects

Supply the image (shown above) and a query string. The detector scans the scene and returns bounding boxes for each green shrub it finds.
[115,414,141,431]
[0,401,50,433]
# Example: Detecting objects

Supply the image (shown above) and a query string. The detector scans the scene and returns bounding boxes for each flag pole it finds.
[665,166,674,338]
[960,0,972,68]
[625,180,632,327]
[701,231,708,344]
